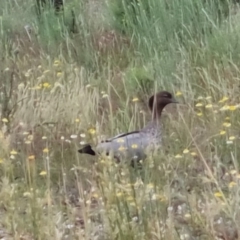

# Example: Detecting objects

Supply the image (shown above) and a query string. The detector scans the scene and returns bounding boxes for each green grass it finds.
[0,0,240,239]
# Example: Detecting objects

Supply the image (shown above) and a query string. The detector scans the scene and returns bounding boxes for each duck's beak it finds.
[171,97,179,103]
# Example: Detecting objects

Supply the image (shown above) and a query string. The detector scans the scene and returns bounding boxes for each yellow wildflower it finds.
[75,118,80,123]
[175,154,182,159]
[23,192,31,197]
[53,60,60,67]
[219,130,226,135]
[132,97,139,102]
[195,103,203,107]
[229,136,235,141]
[214,192,223,197]
[88,128,96,135]
[2,118,8,123]
[10,150,18,155]
[39,171,47,176]
[175,91,183,96]
[184,213,191,219]
[219,97,229,103]
[28,135,33,141]
[222,122,231,127]
[228,105,237,111]
[220,105,230,111]
[197,112,203,117]
[117,139,125,143]
[102,94,108,98]
[183,149,189,154]
[56,71,63,77]
[92,193,99,198]
[230,170,237,175]
[190,152,197,156]
[28,155,35,160]
[229,181,237,188]
[42,82,51,88]
[43,148,49,153]
[131,144,138,149]
[205,104,213,109]
[116,192,123,197]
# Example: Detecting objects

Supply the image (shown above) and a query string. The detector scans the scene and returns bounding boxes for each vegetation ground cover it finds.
[0,0,240,239]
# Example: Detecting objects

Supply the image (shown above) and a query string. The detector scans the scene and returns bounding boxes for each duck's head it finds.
[148,91,178,118]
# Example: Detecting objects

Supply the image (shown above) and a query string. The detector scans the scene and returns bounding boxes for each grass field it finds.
[0,0,240,239]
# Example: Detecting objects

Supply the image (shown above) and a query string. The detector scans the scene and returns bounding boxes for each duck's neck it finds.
[151,107,163,122]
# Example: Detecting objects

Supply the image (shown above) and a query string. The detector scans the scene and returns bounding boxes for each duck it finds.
[78,91,178,163]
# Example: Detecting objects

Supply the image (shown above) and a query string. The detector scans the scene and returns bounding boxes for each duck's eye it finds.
[163,94,171,98]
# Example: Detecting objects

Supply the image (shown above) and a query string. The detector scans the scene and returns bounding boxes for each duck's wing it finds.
[102,130,141,142]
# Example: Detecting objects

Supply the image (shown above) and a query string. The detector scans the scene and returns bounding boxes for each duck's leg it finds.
[130,153,146,168]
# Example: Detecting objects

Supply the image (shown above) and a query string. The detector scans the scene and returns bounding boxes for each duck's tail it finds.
[78,144,96,156]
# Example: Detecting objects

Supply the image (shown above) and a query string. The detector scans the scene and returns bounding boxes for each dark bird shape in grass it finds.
[78,91,178,163]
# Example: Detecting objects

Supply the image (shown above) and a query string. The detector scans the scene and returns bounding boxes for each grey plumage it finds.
[96,121,162,161]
